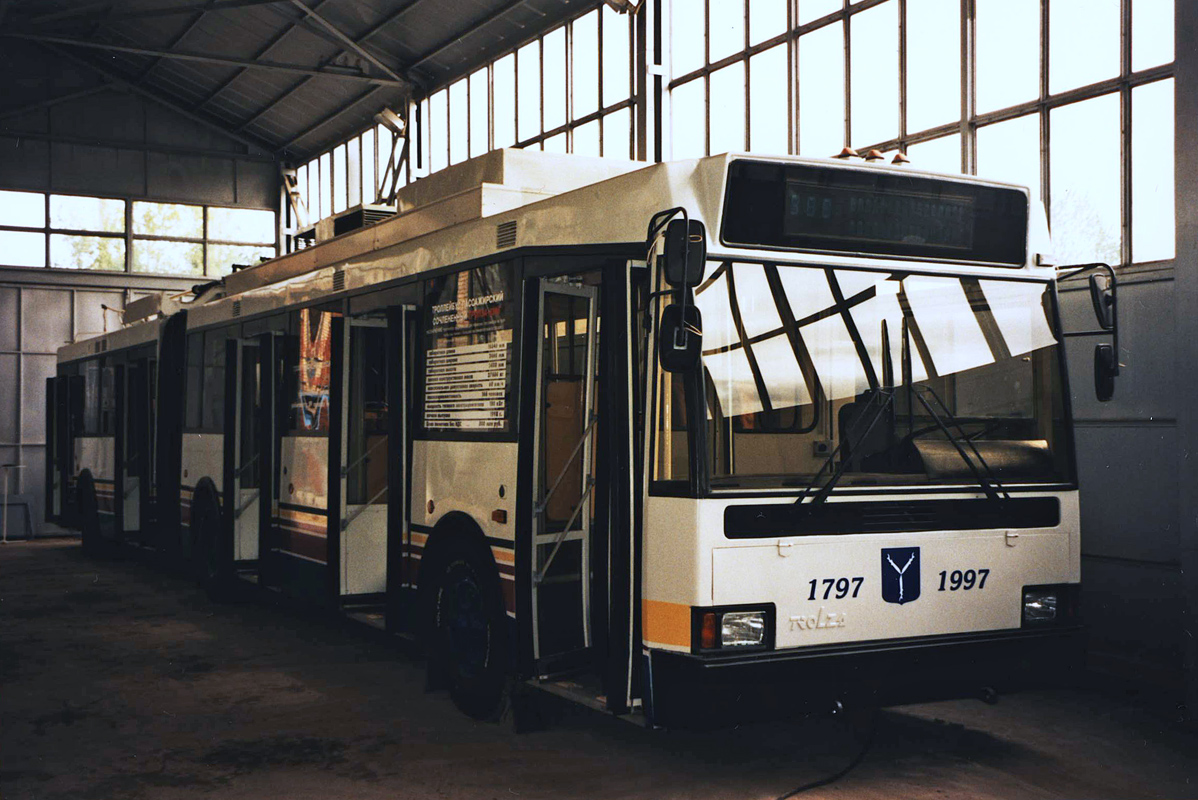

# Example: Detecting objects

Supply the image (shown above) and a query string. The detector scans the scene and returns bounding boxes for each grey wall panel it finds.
[21,355,56,444]
[0,355,17,444]
[144,104,248,155]
[234,160,279,210]
[1076,424,1179,564]
[0,138,51,190]
[20,289,72,353]
[145,152,235,206]
[49,91,145,142]
[0,288,18,351]
[0,444,28,540]
[1082,557,1184,674]
[2,109,51,135]
[1061,277,1175,422]
[73,291,123,341]
[20,446,45,532]
[50,143,146,197]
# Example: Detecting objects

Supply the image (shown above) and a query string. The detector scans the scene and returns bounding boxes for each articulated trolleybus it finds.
[49,149,1117,728]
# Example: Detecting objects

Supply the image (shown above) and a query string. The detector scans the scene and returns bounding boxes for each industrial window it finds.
[667,0,1175,268]
[416,5,637,171]
[0,191,276,276]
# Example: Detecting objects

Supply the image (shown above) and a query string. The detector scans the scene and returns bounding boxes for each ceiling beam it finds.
[41,43,279,155]
[17,0,288,28]
[404,0,544,78]
[227,0,433,137]
[287,0,408,86]
[194,0,339,111]
[133,0,225,84]
[1,33,406,85]
[0,84,114,122]
[0,129,278,163]
[276,85,389,153]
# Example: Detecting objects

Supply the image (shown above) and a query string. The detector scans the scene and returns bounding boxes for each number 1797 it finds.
[807,577,864,600]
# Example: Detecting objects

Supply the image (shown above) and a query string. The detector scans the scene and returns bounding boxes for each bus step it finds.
[345,610,387,631]
[527,676,646,727]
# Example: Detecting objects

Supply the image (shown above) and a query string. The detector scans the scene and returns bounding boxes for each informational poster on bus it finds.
[423,265,514,432]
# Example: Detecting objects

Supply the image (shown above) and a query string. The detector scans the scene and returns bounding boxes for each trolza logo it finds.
[881,547,920,605]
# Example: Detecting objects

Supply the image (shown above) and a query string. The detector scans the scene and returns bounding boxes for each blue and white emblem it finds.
[881,547,920,605]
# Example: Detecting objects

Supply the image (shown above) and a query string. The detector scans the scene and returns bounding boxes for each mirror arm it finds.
[1057,261,1119,374]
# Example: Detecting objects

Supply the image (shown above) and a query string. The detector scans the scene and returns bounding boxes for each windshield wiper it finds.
[794,389,896,508]
[910,385,1010,504]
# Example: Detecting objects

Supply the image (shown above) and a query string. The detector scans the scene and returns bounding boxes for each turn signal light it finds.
[700,612,718,649]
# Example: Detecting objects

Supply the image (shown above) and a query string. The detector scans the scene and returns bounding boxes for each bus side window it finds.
[185,333,203,431]
[201,329,227,432]
[100,365,115,435]
[83,361,101,435]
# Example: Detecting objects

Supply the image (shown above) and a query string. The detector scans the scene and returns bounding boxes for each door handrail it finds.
[341,484,388,531]
[534,414,597,517]
[534,478,594,584]
[340,434,388,479]
[234,488,260,519]
[237,452,259,478]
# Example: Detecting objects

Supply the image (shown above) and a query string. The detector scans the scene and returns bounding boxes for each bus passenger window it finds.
[289,307,338,434]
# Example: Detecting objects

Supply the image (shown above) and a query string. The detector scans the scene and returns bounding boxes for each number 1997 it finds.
[938,568,990,591]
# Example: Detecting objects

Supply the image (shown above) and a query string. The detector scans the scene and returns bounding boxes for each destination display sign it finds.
[721,159,1029,267]
[423,265,514,432]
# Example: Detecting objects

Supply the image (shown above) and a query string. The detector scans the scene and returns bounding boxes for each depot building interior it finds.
[1,0,1196,797]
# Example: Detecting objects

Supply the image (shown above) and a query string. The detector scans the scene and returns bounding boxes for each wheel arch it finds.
[188,475,222,556]
[418,511,503,636]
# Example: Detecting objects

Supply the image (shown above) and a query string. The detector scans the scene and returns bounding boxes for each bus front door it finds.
[531,282,599,671]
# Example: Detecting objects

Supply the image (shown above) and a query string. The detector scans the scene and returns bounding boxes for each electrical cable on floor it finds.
[773,704,879,800]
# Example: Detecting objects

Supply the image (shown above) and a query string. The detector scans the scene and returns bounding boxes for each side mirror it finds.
[662,219,707,288]
[1089,274,1114,331]
[658,304,702,373]
[1094,343,1118,402]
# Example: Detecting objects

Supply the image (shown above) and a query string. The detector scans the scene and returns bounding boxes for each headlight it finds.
[1023,588,1058,623]
[721,611,766,647]
[693,606,774,652]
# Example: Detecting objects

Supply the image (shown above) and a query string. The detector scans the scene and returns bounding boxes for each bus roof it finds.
[60,149,1052,353]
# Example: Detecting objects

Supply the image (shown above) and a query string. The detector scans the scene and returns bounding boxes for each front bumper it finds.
[645,626,1084,729]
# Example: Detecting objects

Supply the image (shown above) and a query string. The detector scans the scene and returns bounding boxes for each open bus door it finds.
[65,373,84,525]
[528,281,599,674]
[328,311,403,623]
[45,377,62,522]
[223,338,264,578]
[122,358,157,546]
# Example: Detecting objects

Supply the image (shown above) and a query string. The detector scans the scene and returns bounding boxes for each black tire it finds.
[192,491,236,603]
[77,471,103,558]
[430,543,511,720]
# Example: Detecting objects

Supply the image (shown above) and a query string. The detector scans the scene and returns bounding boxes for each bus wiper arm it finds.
[911,387,1009,503]
[794,390,895,507]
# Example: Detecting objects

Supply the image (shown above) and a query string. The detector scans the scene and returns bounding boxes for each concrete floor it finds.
[1,540,1195,800]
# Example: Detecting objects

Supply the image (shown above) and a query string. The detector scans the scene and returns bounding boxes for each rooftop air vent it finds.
[496,220,517,249]
[232,300,242,317]
[332,268,346,292]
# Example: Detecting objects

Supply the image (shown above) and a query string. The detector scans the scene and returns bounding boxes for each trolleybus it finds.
[47,149,1117,727]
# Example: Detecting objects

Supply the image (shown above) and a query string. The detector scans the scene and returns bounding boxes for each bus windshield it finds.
[663,262,1071,490]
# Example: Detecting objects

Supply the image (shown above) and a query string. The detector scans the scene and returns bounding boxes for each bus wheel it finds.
[193,493,236,603]
[431,546,511,720]
[78,471,103,558]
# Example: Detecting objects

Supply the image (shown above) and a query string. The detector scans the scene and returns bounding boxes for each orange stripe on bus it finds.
[641,600,691,649]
